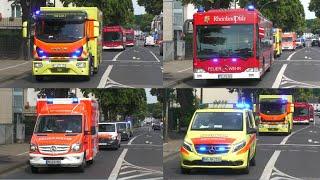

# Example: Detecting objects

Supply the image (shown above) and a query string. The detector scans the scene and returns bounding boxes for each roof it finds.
[0,17,22,29]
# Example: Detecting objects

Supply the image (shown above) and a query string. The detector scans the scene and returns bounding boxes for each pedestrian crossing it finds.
[116,160,163,180]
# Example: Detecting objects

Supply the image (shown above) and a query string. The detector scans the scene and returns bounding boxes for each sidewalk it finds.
[0,143,29,175]
[163,60,193,87]
[163,131,185,159]
[0,60,31,83]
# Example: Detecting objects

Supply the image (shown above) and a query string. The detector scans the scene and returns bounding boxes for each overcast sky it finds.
[132,0,146,15]
[301,0,316,19]
[145,88,157,104]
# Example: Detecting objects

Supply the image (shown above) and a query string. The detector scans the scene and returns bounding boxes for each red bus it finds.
[293,102,311,124]
[187,8,273,81]
[103,26,126,50]
[125,28,135,47]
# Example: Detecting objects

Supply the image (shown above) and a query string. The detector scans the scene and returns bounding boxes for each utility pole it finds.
[164,89,169,143]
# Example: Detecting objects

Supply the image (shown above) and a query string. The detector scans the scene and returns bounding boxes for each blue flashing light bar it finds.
[71,48,82,58]
[198,6,205,13]
[199,146,207,152]
[47,98,53,104]
[236,103,250,109]
[35,10,40,15]
[247,5,255,11]
[216,146,226,152]
[72,98,79,103]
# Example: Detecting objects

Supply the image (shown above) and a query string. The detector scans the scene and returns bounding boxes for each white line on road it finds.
[97,65,113,88]
[108,148,128,180]
[286,48,305,61]
[258,143,320,147]
[128,134,143,145]
[0,61,30,71]
[259,126,310,180]
[149,50,161,63]
[117,172,154,180]
[15,151,28,156]
[178,67,192,73]
[272,64,287,88]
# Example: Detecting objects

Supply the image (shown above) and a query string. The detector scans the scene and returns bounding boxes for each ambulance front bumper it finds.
[29,152,84,167]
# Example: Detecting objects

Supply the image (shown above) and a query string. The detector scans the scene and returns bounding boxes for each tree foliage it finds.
[309,0,320,18]
[180,0,233,10]
[134,14,154,32]
[81,89,147,123]
[137,0,163,15]
[147,102,163,119]
[60,0,135,26]
[306,18,320,34]
[35,88,72,98]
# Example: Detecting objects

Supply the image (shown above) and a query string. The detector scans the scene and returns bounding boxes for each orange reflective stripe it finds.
[180,146,189,155]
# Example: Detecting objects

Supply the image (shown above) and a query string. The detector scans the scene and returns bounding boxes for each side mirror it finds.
[183,19,193,34]
[22,21,28,38]
[247,128,257,134]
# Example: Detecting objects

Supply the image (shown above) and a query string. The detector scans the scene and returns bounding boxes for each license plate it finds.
[218,74,232,79]
[202,157,222,162]
[53,64,66,68]
[46,160,61,165]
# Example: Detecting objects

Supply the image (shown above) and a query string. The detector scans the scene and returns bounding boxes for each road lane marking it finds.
[271,167,302,180]
[108,148,128,180]
[272,64,287,88]
[178,67,192,73]
[286,48,305,61]
[149,50,161,62]
[15,151,28,156]
[117,172,154,180]
[258,144,320,147]
[280,75,320,88]
[259,126,310,180]
[97,65,113,88]
[0,61,30,71]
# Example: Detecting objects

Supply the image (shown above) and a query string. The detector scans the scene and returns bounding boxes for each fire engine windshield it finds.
[191,112,243,131]
[260,99,286,115]
[99,124,116,132]
[282,37,293,42]
[35,20,85,43]
[35,115,82,133]
[294,107,309,116]
[196,25,254,60]
[104,32,122,42]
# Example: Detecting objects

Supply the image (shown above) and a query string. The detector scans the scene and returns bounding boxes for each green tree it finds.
[35,88,72,98]
[137,0,163,15]
[239,0,305,32]
[81,89,147,124]
[309,0,320,18]
[179,0,233,10]
[147,102,163,119]
[60,0,135,26]
[306,18,320,34]
[135,14,154,32]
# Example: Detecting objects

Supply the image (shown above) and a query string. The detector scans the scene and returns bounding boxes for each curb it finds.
[164,75,193,88]
[0,160,28,175]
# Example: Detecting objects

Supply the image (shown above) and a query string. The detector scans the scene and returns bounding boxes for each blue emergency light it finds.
[247,5,255,11]
[47,98,54,104]
[198,6,205,13]
[236,103,250,109]
[199,146,207,152]
[35,10,40,15]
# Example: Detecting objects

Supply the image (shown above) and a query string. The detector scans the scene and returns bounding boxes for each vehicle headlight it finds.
[34,62,43,68]
[112,136,117,140]
[232,140,246,153]
[71,143,82,152]
[194,68,206,73]
[183,141,193,152]
[30,143,38,152]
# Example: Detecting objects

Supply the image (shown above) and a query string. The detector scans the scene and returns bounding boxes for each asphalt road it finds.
[163,117,320,180]
[0,41,162,88]
[0,126,163,180]
[175,43,320,88]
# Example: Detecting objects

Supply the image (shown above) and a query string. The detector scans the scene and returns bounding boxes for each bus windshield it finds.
[196,25,254,60]
[104,32,122,42]
[294,107,309,116]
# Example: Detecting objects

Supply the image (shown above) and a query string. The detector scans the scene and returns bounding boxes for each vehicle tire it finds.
[181,166,191,174]
[78,155,86,172]
[84,58,94,81]
[30,166,39,173]
[35,76,44,82]
[94,58,99,74]
[241,151,250,174]
[87,159,94,165]
[250,149,256,166]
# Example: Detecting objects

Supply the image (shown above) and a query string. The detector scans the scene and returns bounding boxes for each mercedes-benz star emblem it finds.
[51,146,57,152]
[208,146,216,153]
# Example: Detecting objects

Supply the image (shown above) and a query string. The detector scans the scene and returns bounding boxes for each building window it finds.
[11,4,21,18]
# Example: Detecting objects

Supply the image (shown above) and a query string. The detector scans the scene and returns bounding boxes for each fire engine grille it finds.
[38,145,70,154]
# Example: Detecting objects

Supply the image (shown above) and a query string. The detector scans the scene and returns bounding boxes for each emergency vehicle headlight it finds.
[71,47,83,58]
[194,68,206,73]
[112,136,117,140]
[232,58,237,62]
[35,10,40,15]
[183,141,193,152]
[34,62,43,68]
[232,140,246,152]
[76,62,86,68]
[197,6,205,12]
[71,143,82,152]
[30,143,38,152]
[36,48,47,58]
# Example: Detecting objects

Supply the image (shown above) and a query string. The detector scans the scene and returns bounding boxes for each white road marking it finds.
[272,64,287,88]
[108,148,128,180]
[16,151,29,156]
[119,170,138,175]
[178,67,192,73]
[259,126,310,180]
[258,143,320,147]
[117,172,154,180]
[286,48,305,61]
[0,61,30,71]
[97,65,113,88]
[149,50,161,62]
